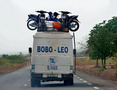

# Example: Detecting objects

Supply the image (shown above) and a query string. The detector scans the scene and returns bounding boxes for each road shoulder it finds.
[76,70,117,90]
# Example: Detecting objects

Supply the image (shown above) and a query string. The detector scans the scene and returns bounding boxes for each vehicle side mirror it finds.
[29,47,32,53]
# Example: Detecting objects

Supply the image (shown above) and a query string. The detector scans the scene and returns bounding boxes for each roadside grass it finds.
[76,57,115,67]
[0,58,17,68]
[0,54,29,69]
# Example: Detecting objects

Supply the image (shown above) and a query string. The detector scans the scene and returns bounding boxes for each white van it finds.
[30,32,74,87]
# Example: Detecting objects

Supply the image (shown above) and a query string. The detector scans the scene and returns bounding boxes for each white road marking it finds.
[93,87,99,89]
[76,75,99,90]
[83,80,87,83]
[80,78,83,80]
[87,83,92,85]
[24,84,27,87]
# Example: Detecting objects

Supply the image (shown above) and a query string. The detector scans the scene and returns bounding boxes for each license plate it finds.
[47,74,58,77]
[62,16,66,19]
[47,65,58,70]
[40,17,45,19]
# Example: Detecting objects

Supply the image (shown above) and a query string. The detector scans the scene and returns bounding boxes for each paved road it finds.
[0,66,117,90]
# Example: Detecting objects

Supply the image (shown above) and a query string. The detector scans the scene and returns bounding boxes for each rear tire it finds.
[36,80,41,87]
[69,78,73,85]
[64,80,68,85]
[64,78,74,85]
[31,79,35,87]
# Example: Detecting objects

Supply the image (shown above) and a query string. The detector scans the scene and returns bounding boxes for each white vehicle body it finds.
[31,32,74,86]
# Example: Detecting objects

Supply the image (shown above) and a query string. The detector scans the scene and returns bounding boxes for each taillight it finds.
[63,74,72,77]
[36,74,40,77]
[32,74,41,77]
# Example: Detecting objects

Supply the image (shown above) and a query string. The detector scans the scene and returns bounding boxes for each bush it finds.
[103,65,106,69]
[109,62,111,65]
[114,66,117,69]
[6,55,27,64]
[86,57,90,61]
[98,67,105,73]
[111,57,117,66]
[114,70,117,76]
[0,58,3,65]
[0,54,28,68]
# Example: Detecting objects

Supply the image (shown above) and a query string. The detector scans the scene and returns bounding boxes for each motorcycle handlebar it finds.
[36,10,48,14]
[59,11,71,14]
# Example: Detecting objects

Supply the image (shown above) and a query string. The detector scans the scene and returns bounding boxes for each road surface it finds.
[0,66,117,90]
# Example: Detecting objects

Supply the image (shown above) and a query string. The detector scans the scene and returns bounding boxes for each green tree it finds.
[104,16,117,47]
[2,54,9,58]
[88,22,116,68]
[105,17,117,33]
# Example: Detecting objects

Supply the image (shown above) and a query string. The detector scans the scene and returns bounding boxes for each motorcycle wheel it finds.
[27,20,37,30]
[69,20,79,32]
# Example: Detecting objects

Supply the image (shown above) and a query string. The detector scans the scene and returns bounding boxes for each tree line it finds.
[87,16,117,68]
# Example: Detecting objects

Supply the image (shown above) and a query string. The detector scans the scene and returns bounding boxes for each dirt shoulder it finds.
[76,57,117,85]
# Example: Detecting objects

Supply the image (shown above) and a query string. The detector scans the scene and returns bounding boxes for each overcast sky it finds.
[0,0,117,54]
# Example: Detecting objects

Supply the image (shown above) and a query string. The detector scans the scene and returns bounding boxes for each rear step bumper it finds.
[31,73,73,81]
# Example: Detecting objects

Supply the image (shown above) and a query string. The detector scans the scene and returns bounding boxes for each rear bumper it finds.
[31,73,73,81]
